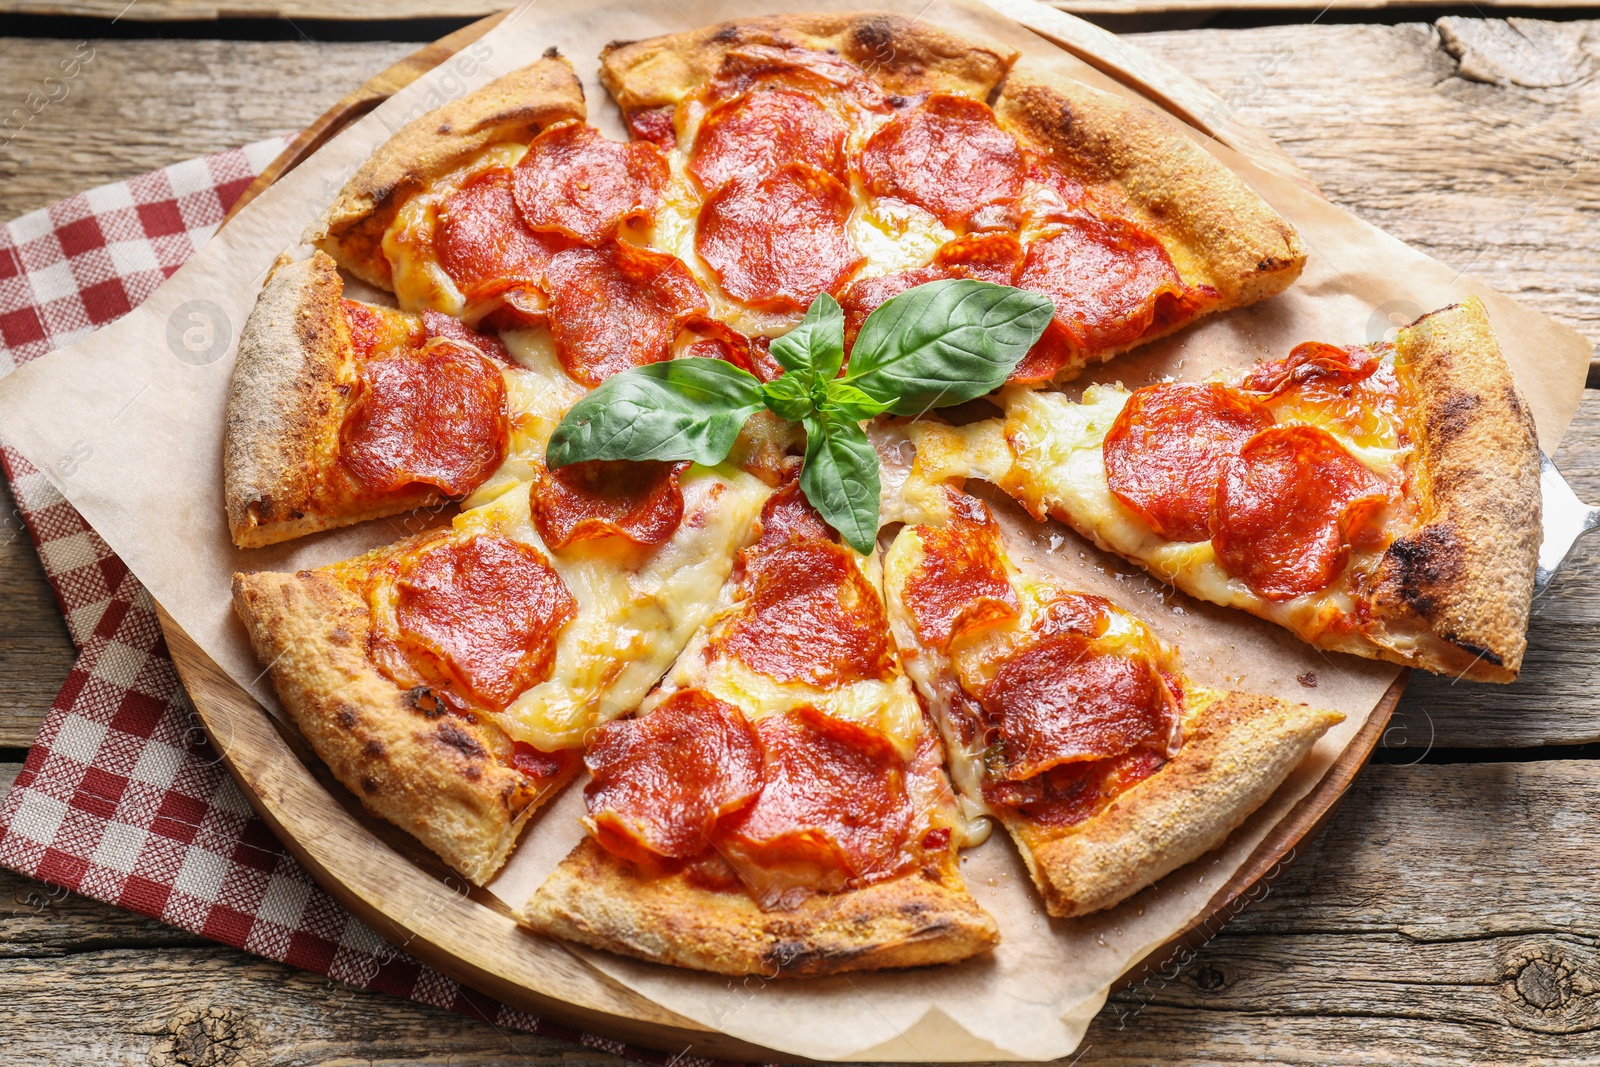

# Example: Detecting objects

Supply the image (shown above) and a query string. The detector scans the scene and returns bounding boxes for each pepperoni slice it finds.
[1240,341,1380,396]
[584,689,764,865]
[1033,592,1112,641]
[696,162,863,311]
[342,299,420,361]
[983,748,1166,826]
[836,233,1024,352]
[625,105,677,149]
[1243,342,1404,446]
[836,267,944,353]
[434,168,568,301]
[343,300,387,360]
[706,44,887,112]
[902,492,1019,650]
[1103,382,1274,543]
[542,241,706,387]
[393,534,577,710]
[1210,425,1393,601]
[422,311,510,365]
[531,459,688,550]
[747,479,834,561]
[1013,215,1205,377]
[510,741,580,785]
[512,121,669,246]
[690,88,848,193]
[715,537,895,686]
[933,231,1024,285]
[859,94,1024,230]
[678,314,767,379]
[339,344,508,497]
[981,637,1177,780]
[716,706,913,904]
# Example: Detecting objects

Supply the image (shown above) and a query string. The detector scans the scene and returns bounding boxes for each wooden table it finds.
[2,12,1598,1064]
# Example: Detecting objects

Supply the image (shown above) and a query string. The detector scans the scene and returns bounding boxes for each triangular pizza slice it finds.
[909,298,1542,681]
[880,482,1342,917]
[233,462,771,883]
[600,14,1305,382]
[225,251,549,547]
[519,480,998,975]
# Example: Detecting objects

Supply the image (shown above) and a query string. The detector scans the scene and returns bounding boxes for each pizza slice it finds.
[233,461,772,883]
[911,298,1541,682]
[600,15,1305,379]
[880,482,1342,917]
[519,479,998,975]
[306,53,587,307]
[226,240,788,548]
[225,251,526,548]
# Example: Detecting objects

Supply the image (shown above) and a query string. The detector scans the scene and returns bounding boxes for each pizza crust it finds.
[520,838,998,976]
[996,67,1305,375]
[598,12,1019,113]
[1362,298,1541,682]
[232,562,567,885]
[223,251,439,549]
[1006,689,1341,919]
[306,54,587,290]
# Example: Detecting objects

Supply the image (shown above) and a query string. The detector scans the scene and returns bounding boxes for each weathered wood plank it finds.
[0,475,75,748]
[1135,18,1600,348]
[2,760,1596,1063]
[1088,760,1600,1064]
[0,38,414,224]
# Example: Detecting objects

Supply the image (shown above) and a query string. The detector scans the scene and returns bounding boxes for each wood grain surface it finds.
[2,16,1598,1062]
[6,759,1598,1064]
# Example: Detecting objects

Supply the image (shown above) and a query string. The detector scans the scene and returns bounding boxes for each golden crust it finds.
[231,564,566,884]
[1362,298,1541,682]
[519,838,997,977]
[223,251,439,549]
[306,55,586,289]
[598,11,1019,114]
[1006,689,1341,919]
[995,68,1305,377]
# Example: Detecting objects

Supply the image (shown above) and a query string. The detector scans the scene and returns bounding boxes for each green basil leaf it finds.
[844,279,1054,416]
[823,379,894,421]
[769,293,846,379]
[546,358,764,468]
[761,371,818,422]
[800,412,881,556]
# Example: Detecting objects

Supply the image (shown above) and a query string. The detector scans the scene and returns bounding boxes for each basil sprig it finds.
[546,279,1053,553]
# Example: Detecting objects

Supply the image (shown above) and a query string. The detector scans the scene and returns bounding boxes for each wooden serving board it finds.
[160,9,1402,1058]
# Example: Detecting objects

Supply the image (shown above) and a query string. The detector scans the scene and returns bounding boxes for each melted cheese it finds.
[383,142,528,320]
[883,509,1185,841]
[999,381,1409,644]
[644,544,928,761]
[433,466,771,751]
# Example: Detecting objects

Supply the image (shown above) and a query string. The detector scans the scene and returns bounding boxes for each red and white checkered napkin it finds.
[0,140,726,1066]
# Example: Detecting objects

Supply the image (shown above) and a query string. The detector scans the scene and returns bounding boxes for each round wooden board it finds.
[163,9,1402,1059]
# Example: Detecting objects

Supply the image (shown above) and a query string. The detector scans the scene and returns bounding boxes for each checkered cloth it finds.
[0,139,729,1065]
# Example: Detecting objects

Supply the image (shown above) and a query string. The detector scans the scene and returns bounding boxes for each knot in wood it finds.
[1192,964,1228,993]
[149,1006,254,1067]
[1499,938,1600,1034]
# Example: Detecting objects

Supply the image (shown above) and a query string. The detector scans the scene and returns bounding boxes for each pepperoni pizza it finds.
[881,484,1340,917]
[219,12,1523,978]
[521,481,999,974]
[912,299,1542,682]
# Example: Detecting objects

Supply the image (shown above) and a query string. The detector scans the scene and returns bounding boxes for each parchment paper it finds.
[0,0,1589,1060]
